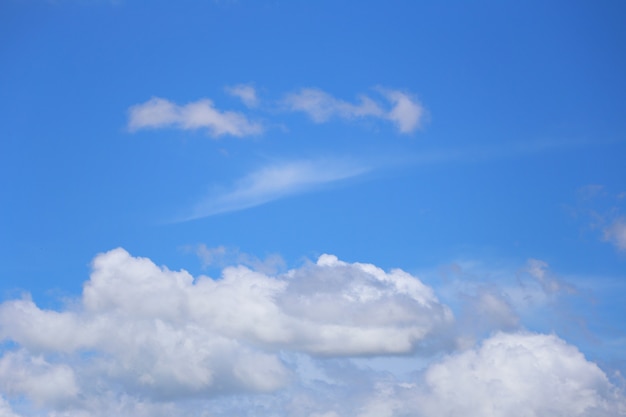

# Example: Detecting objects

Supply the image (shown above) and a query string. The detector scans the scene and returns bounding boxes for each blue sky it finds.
[1,1,626,416]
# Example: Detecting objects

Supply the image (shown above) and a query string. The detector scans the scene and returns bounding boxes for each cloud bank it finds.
[127,97,263,137]
[0,249,624,416]
[351,332,626,417]
[183,159,369,219]
[0,248,454,415]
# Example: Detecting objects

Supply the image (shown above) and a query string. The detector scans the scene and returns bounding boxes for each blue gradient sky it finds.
[1,1,625,416]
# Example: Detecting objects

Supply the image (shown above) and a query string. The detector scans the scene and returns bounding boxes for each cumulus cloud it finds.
[0,351,78,407]
[127,97,263,137]
[282,88,424,133]
[182,158,369,219]
[0,248,453,414]
[413,331,626,417]
[328,332,626,417]
[225,84,259,107]
[205,333,626,417]
[1,251,625,416]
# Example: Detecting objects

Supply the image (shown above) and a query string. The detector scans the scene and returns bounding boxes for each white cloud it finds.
[182,159,369,219]
[379,88,424,134]
[126,86,425,138]
[282,88,424,133]
[206,333,626,417]
[604,218,626,253]
[313,332,626,417]
[225,84,259,107]
[1,251,625,416]
[127,97,263,137]
[412,331,626,417]
[0,351,78,407]
[282,88,384,122]
[280,254,453,355]
[0,248,453,415]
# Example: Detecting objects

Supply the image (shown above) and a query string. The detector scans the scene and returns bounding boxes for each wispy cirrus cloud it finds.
[282,87,425,133]
[127,97,263,137]
[181,159,369,220]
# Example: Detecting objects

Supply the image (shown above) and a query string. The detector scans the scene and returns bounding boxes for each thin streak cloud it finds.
[181,159,370,220]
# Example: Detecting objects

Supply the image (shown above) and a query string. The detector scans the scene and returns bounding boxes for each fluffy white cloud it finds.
[282,88,424,133]
[225,84,259,107]
[199,333,626,417]
[332,332,626,417]
[126,86,425,139]
[127,97,263,137]
[0,248,452,414]
[1,251,625,416]
[279,254,453,355]
[413,331,626,417]
[0,351,78,407]
[182,159,370,219]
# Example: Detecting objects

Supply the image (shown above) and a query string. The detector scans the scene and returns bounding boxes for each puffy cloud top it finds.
[417,332,625,417]
[0,248,452,413]
[1,250,624,417]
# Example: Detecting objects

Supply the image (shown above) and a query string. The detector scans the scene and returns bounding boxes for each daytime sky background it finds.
[1,1,625,416]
